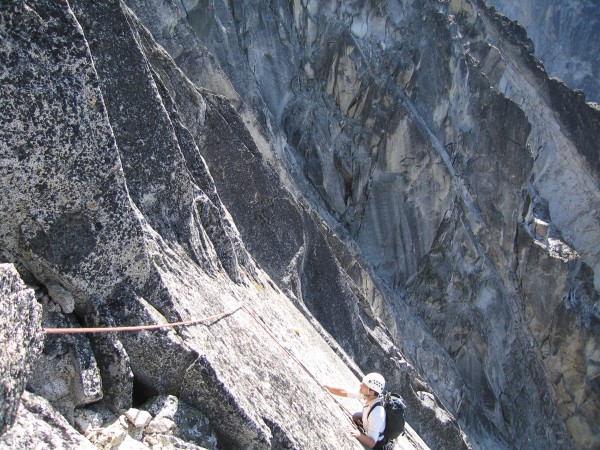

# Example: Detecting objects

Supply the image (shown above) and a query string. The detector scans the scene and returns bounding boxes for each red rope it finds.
[43,304,243,334]
[241,304,354,419]
[42,301,355,420]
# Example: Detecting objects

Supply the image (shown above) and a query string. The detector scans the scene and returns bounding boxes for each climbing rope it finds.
[43,300,355,419]
[42,304,243,334]
[240,304,355,419]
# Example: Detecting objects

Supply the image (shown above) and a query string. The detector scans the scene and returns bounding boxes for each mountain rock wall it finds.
[1,0,599,449]
[0,264,43,435]
[0,1,461,449]
[152,0,599,448]
[485,0,600,104]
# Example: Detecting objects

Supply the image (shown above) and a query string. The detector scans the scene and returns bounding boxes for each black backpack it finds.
[367,392,406,443]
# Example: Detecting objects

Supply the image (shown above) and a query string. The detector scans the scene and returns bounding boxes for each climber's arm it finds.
[322,385,349,397]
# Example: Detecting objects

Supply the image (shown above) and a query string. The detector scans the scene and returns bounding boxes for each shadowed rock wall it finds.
[485,0,600,104]
[138,0,600,448]
[1,0,599,449]
[0,1,463,449]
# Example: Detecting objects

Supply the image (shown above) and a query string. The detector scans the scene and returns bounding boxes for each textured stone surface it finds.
[143,395,217,449]
[165,0,599,448]
[485,0,600,104]
[0,391,96,449]
[1,0,599,449]
[0,1,433,449]
[27,295,103,422]
[0,264,43,435]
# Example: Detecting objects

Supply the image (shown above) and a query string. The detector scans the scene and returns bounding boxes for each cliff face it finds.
[0,264,43,435]
[0,2,452,449]
[1,0,599,450]
[485,0,600,104]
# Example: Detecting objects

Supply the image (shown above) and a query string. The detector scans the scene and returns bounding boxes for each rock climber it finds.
[323,372,387,449]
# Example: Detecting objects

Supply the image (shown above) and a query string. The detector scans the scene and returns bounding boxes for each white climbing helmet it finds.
[362,372,385,394]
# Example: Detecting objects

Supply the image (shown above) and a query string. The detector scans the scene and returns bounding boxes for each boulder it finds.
[0,391,96,449]
[143,395,217,449]
[0,264,43,435]
[27,298,103,422]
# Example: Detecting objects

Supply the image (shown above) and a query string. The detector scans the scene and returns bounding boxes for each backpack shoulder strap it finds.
[366,400,383,420]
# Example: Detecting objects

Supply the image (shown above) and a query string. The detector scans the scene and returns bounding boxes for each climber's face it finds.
[359,382,369,396]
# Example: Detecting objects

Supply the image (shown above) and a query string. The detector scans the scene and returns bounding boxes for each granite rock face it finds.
[1,391,97,449]
[485,0,600,104]
[0,264,43,435]
[0,1,437,449]
[1,0,599,449]
[149,0,599,448]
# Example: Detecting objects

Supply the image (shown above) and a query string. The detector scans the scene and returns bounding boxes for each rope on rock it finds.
[42,304,243,334]
[241,303,355,419]
[43,301,355,419]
